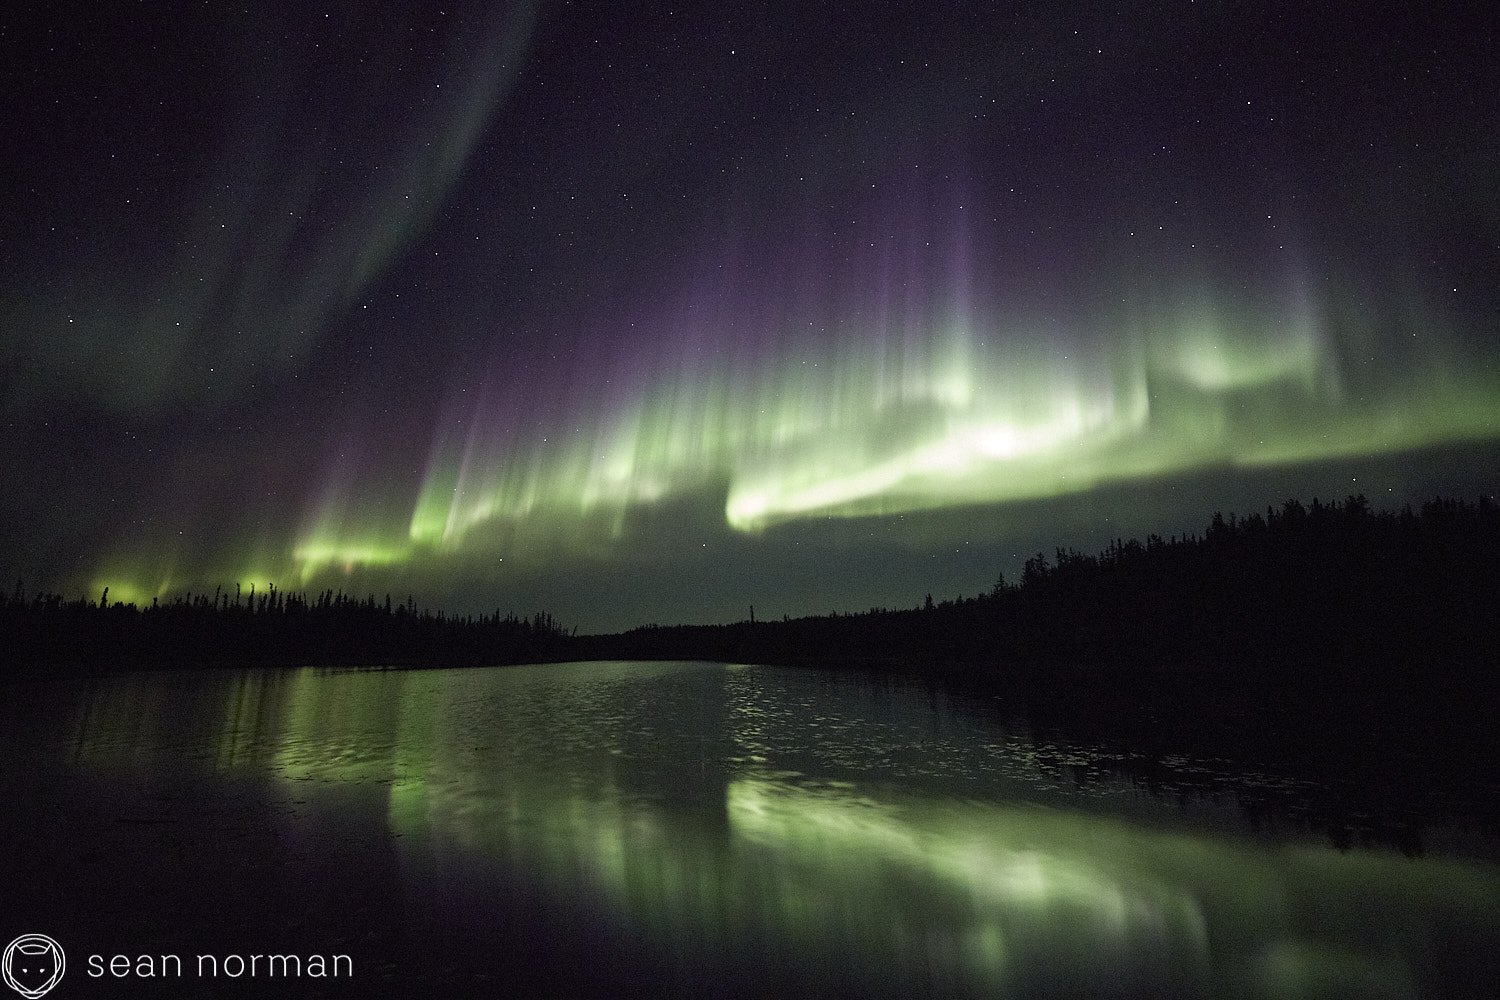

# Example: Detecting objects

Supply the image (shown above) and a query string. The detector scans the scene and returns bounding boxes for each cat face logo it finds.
[2,935,65,999]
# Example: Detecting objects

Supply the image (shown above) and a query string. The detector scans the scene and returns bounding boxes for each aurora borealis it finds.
[4,3,1498,629]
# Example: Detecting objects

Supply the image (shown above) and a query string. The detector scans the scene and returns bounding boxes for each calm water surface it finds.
[1,661,1495,998]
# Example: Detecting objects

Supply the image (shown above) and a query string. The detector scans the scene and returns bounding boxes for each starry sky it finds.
[3,2,1498,631]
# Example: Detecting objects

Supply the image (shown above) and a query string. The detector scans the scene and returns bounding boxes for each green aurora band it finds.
[283,279,1499,581]
[82,227,1500,614]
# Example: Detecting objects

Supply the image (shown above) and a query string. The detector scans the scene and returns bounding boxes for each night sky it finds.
[3,2,1497,631]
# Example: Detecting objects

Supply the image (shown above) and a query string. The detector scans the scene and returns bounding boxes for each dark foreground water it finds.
[1,661,1496,999]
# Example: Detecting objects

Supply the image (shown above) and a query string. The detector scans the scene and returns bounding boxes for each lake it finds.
[1,660,1496,998]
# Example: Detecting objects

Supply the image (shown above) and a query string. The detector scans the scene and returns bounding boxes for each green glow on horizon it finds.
[88,578,163,607]
[87,544,298,604]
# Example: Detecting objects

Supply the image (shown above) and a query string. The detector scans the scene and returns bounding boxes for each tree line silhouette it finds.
[4,494,1498,691]
[1,582,575,673]
[608,494,1499,686]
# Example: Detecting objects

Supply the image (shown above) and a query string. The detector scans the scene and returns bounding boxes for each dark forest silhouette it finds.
[5,494,1498,684]
[2,583,575,672]
[609,494,1499,685]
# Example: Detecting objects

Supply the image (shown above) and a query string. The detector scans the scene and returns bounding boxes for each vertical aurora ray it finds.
[96,220,1500,597]
[47,140,1500,602]
[289,211,1500,581]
